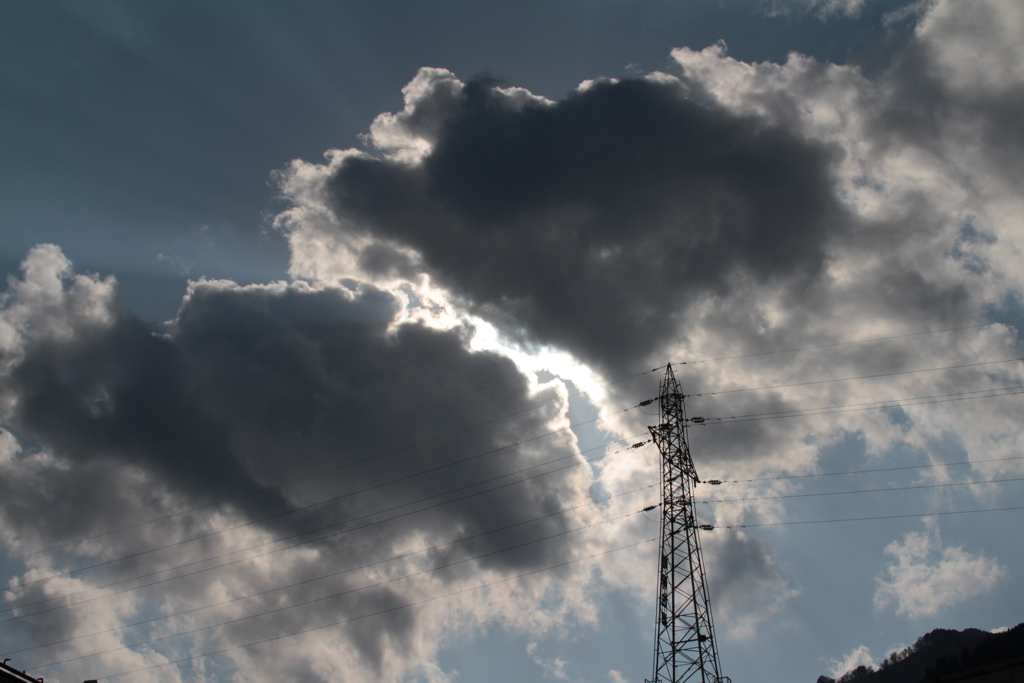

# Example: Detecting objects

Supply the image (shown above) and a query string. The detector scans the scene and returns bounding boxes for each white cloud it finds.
[763,0,867,19]
[917,0,1024,96]
[668,0,1024,487]
[526,641,569,680]
[882,1,933,28]
[267,0,1024,652]
[873,522,1005,618]
[366,67,465,163]
[706,530,800,640]
[608,669,629,683]
[0,244,117,355]
[0,247,625,683]
[6,1,1024,679]
[829,644,875,679]
[810,0,867,18]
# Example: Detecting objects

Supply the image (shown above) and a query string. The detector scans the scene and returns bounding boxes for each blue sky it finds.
[0,0,914,321]
[2,2,1023,683]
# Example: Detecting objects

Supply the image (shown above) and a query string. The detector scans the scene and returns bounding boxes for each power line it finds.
[7,322,1023,676]
[673,317,1024,365]
[5,366,1019,619]
[691,384,1024,425]
[1,435,647,618]
[8,316,1019,566]
[5,376,1013,616]
[694,385,1024,420]
[713,506,1024,529]
[37,502,1022,678]
[688,357,1023,397]
[1,436,652,620]
[694,385,1024,426]
[698,477,1024,503]
[36,538,659,681]
[45,494,1014,670]
[32,510,644,669]
[1,368,660,566]
[7,374,1020,614]
[5,401,644,593]
[6,326,1019,568]
[6,484,653,657]
[705,454,1024,483]
[7,319,1022,678]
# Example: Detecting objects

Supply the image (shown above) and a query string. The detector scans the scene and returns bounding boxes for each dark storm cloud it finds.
[320,75,850,377]
[5,311,290,537]
[0,255,586,670]
[2,274,579,556]
[172,280,580,569]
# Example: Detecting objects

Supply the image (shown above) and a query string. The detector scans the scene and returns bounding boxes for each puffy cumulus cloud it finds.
[873,521,1005,618]
[277,67,849,379]
[271,0,1024,650]
[6,0,1024,676]
[829,644,876,679]
[671,0,1024,299]
[526,641,569,679]
[277,0,1024,479]
[0,246,634,682]
[705,529,799,639]
[0,244,117,374]
[916,0,1024,97]
[661,0,1024,490]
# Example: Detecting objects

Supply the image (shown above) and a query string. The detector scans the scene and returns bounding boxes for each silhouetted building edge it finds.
[0,659,43,683]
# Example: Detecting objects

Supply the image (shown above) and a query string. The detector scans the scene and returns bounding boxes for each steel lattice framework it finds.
[646,364,727,683]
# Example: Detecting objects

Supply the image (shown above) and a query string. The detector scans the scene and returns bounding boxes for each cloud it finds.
[829,644,875,679]
[277,68,849,379]
[763,0,868,19]
[0,246,616,682]
[4,0,1024,678]
[873,521,1005,618]
[706,529,799,639]
[269,0,1024,650]
[526,641,569,679]
[277,0,1024,495]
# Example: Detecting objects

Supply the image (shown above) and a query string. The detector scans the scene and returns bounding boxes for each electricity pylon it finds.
[646,363,727,683]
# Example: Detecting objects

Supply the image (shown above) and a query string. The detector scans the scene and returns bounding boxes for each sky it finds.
[1,1,1023,683]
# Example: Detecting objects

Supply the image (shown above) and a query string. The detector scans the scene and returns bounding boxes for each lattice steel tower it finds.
[646,364,727,683]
